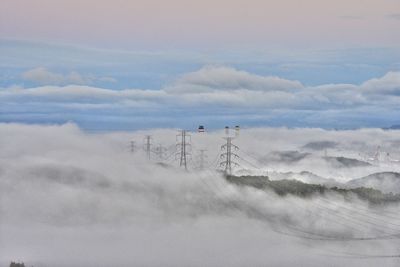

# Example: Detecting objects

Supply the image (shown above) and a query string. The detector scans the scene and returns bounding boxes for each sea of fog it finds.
[1,123,400,266]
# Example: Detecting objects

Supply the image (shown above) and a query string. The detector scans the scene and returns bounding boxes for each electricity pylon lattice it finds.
[220,137,240,175]
[176,130,191,170]
[143,135,153,160]
[155,144,167,160]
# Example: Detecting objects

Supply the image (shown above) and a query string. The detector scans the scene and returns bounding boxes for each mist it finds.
[1,123,400,266]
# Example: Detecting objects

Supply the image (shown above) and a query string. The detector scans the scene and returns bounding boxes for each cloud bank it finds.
[21,67,116,86]
[1,123,400,266]
[1,66,400,129]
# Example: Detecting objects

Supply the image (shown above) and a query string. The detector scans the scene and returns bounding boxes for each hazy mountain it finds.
[260,150,311,164]
[346,172,400,194]
[323,156,371,168]
[268,171,341,187]
[227,175,400,204]
[385,125,400,130]
[302,141,338,151]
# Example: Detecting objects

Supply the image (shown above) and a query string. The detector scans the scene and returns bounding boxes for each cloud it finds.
[98,76,117,83]
[2,40,400,91]
[22,67,66,85]
[164,67,398,110]
[1,123,400,266]
[21,67,117,86]
[361,71,400,95]
[2,67,400,129]
[166,66,304,94]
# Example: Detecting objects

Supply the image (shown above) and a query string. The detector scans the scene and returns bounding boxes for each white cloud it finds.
[2,67,400,128]
[22,67,66,85]
[1,123,400,266]
[361,71,400,95]
[164,67,400,109]
[6,67,400,110]
[166,66,304,94]
[21,67,117,86]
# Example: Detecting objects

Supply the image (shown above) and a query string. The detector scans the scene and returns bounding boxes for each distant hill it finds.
[384,125,400,130]
[260,150,311,164]
[302,141,338,151]
[268,171,340,187]
[323,156,371,168]
[261,150,370,169]
[226,175,400,204]
[346,172,400,194]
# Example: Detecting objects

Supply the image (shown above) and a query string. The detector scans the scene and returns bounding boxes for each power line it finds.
[318,197,400,229]
[219,137,240,175]
[134,130,400,244]
[155,144,167,161]
[196,169,400,242]
[143,135,153,160]
[176,130,191,170]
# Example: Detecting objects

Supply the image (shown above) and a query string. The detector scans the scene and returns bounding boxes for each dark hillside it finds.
[226,175,400,204]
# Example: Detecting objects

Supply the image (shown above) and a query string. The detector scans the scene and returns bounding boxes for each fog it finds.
[1,123,400,266]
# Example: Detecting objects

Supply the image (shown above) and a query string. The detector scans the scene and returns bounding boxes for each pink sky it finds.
[1,0,399,49]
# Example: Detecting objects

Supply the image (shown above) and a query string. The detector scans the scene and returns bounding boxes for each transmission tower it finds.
[220,137,240,175]
[155,144,167,160]
[176,130,191,170]
[373,146,381,162]
[143,135,153,160]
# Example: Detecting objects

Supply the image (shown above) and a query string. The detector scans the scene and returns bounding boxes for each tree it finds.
[10,262,26,267]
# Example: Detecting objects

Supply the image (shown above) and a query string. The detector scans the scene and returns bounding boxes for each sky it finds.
[0,0,400,130]
[1,0,400,49]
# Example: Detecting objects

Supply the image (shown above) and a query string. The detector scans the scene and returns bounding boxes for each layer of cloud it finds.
[2,39,400,90]
[1,123,400,266]
[1,66,400,129]
[21,67,116,86]
[166,66,303,94]
[5,66,400,108]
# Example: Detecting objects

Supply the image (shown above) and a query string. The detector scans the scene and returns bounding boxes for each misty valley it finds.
[1,124,400,266]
